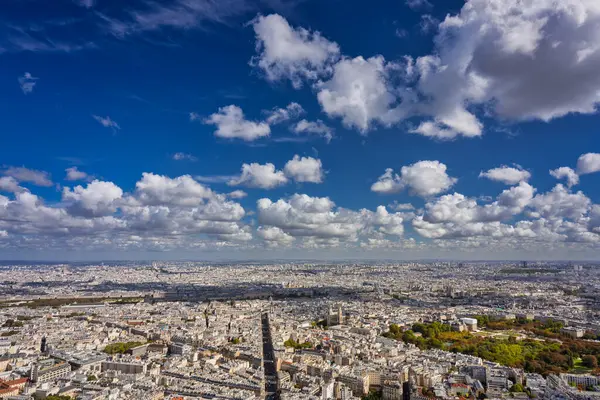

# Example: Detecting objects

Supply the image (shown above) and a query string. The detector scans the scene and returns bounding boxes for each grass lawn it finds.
[570,358,593,374]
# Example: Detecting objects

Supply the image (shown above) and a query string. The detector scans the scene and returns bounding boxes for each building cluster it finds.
[0,261,599,399]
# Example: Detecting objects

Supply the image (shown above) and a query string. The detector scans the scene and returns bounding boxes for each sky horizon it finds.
[1,0,600,261]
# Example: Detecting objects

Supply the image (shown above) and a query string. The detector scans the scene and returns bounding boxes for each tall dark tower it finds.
[402,381,411,400]
[40,337,47,353]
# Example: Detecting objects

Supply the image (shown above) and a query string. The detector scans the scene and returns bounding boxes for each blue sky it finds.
[0,0,599,260]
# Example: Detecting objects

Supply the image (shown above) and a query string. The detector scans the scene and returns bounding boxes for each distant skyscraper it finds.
[40,336,47,353]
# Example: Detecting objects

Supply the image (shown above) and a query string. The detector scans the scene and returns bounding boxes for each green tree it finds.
[510,383,524,393]
[582,355,598,368]
[362,390,382,400]
[389,324,402,335]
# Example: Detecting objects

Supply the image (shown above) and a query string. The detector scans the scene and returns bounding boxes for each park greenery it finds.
[230,337,244,344]
[284,338,313,350]
[2,319,24,328]
[103,341,145,355]
[383,318,600,376]
[362,390,383,400]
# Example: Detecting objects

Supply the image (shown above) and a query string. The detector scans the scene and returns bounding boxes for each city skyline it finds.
[1,0,600,260]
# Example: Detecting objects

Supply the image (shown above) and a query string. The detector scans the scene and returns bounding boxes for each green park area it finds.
[103,341,145,355]
[383,317,600,376]
[284,337,314,350]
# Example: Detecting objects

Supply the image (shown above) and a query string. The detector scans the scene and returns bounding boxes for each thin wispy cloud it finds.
[56,156,87,166]
[92,115,120,131]
[195,174,238,184]
[5,25,96,53]
[97,0,254,38]
[18,72,38,94]
[405,0,433,10]
[74,0,95,8]
[419,14,439,34]
[272,136,312,143]
[172,152,198,162]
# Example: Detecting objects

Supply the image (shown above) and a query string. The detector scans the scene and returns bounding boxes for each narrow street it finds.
[261,312,280,400]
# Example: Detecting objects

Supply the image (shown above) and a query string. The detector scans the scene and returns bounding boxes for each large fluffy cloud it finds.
[316,56,402,132]
[228,163,288,189]
[251,14,340,88]
[371,160,457,197]
[413,181,599,245]
[227,156,325,189]
[134,173,214,206]
[63,180,124,217]
[0,172,250,251]
[0,167,598,253]
[577,153,600,175]
[251,5,600,139]
[411,0,600,137]
[256,194,405,245]
[420,181,535,226]
[284,156,324,183]
[204,105,270,141]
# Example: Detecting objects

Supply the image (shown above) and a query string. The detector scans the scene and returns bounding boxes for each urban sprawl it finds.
[1,261,600,400]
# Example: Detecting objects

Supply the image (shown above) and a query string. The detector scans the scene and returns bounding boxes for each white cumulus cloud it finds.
[284,155,324,183]
[317,56,402,133]
[577,153,600,175]
[251,13,340,88]
[228,190,248,199]
[550,167,579,188]
[479,166,531,185]
[372,160,457,197]
[228,163,288,189]
[63,180,124,217]
[204,105,270,141]
[65,167,89,181]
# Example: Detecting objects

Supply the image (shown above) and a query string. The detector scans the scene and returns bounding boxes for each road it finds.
[261,312,280,400]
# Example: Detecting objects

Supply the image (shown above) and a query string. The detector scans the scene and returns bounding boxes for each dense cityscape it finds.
[1,261,599,400]
[2,0,600,399]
